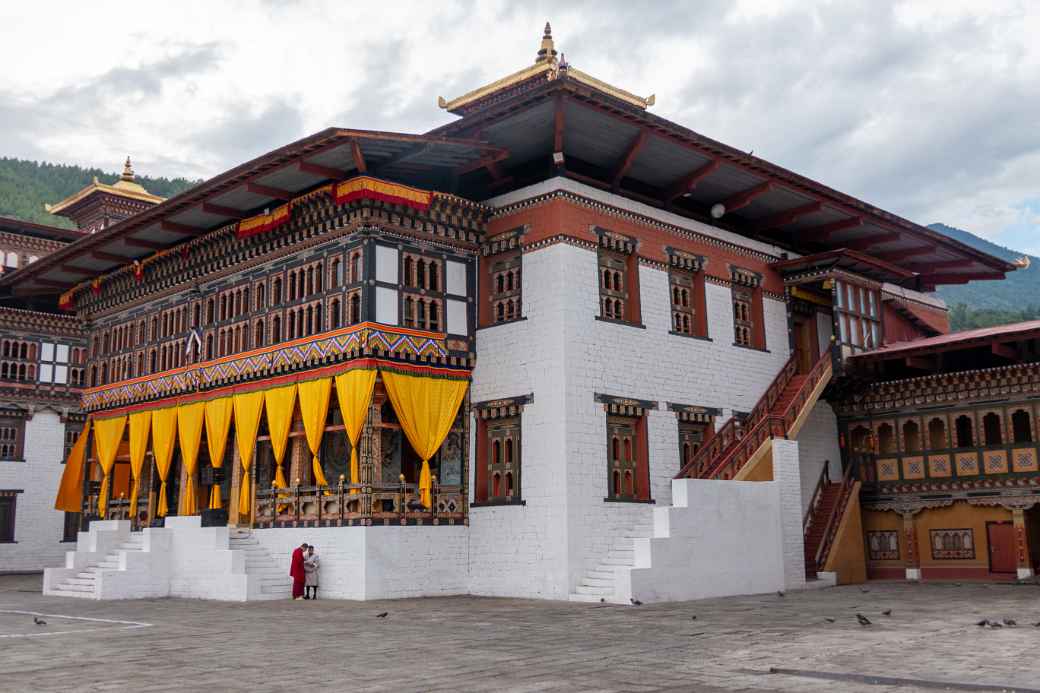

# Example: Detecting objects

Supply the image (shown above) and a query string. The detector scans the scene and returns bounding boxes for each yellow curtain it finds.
[177,402,206,516]
[93,416,127,518]
[334,369,376,494]
[151,407,178,517]
[264,384,297,488]
[204,397,233,509]
[380,369,468,508]
[128,411,151,518]
[55,420,91,513]
[233,390,265,516]
[298,378,332,488]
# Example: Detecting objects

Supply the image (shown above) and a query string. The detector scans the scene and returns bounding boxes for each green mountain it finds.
[929,223,1040,331]
[0,157,198,229]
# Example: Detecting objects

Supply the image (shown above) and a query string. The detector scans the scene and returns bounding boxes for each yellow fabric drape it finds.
[55,420,91,513]
[151,407,178,517]
[93,416,127,518]
[298,378,332,488]
[334,369,376,494]
[128,411,151,518]
[177,402,206,516]
[264,384,297,488]
[233,390,265,516]
[204,397,233,509]
[380,370,468,508]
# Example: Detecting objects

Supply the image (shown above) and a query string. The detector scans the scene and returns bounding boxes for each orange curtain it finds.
[93,415,127,518]
[151,407,178,517]
[297,378,332,488]
[128,411,151,518]
[204,397,233,509]
[54,420,91,513]
[233,391,265,516]
[177,402,206,515]
[264,384,297,488]
[334,369,376,494]
[379,369,468,508]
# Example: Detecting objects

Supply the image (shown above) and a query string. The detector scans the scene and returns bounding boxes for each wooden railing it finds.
[812,464,855,572]
[675,354,798,479]
[678,351,833,481]
[802,462,831,531]
[253,477,465,527]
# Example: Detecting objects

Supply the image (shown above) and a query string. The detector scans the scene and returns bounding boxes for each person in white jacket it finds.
[303,545,320,600]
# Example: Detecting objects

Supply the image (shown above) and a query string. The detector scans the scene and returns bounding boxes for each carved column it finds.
[359,388,384,519]
[1010,506,1034,579]
[901,510,921,581]
[228,446,242,527]
[289,427,305,487]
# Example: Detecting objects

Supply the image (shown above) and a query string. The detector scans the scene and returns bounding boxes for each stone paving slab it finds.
[1,574,1039,692]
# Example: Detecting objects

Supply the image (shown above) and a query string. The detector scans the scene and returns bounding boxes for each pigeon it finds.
[33,616,46,626]
[976,619,990,627]
[1003,619,1017,627]
[988,620,1003,629]
[825,617,835,623]
[1033,622,1040,628]
[375,612,388,618]
[882,609,892,616]
[856,613,872,626]
[776,590,785,598]
[600,598,605,603]
[630,598,643,606]
[690,615,697,621]
[860,587,870,593]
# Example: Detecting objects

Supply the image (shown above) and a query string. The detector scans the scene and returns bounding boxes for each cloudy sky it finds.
[1,1,1037,250]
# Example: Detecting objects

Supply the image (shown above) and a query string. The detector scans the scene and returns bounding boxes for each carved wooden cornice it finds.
[0,307,85,339]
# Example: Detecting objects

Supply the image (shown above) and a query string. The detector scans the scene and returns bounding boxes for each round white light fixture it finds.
[710,203,726,219]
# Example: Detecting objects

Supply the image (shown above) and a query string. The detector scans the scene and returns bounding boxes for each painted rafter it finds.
[663,159,721,203]
[246,182,294,201]
[752,201,823,232]
[612,129,647,191]
[721,181,772,213]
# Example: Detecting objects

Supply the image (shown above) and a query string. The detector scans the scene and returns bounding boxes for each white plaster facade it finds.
[0,410,73,572]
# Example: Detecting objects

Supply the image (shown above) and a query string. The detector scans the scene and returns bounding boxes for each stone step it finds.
[587,566,615,578]
[56,582,95,593]
[75,571,100,579]
[63,577,97,587]
[608,548,634,559]
[579,576,614,588]
[600,556,634,566]
[47,589,96,599]
[97,561,120,569]
[574,584,614,596]
[568,592,606,603]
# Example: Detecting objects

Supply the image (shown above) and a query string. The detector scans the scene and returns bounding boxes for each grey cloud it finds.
[189,99,306,167]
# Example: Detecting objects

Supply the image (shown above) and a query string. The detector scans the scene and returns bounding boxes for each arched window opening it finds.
[623,437,632,462]
[254,321,265,347]
[429,263,438,291]
[613,470,621,497]
[350,253,360,282]
[505,439,513,465]
[273,316,282,343]
[1012,409,1032,443]
[492,473,501,498]
[983,412,1003,445]
[928,418,947,450]
[350,293,360,324]
[330,299,341,329]
[404,257,414,287]
[624,470,634,496]
[416,260,426,288]
[273,278,282,304]
[497,274,505,293]
[612,437,620,461]
[877,423,895,454]
[902,420,921,453]
[505,471,513,496]
[492,440,501,465]
[955,415,974,448]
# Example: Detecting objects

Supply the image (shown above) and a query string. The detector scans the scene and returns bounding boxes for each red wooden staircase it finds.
[802,465,855,579]
[675,351,832,481]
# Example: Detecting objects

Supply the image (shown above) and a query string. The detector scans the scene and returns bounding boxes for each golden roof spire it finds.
[121,156,135,182]
[536,22,557,64]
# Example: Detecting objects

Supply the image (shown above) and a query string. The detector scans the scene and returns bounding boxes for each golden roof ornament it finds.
[121,156,135,182]
[536,22,557,64]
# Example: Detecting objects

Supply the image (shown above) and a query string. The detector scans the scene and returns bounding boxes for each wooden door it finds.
[792,316,817,374]
[986,521,1017,574]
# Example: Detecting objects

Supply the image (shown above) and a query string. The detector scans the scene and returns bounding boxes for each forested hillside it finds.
[0,157,198,228]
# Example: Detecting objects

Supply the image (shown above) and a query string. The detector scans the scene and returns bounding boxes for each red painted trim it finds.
[919,566,1016,581]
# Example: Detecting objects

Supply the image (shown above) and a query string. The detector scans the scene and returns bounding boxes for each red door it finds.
[986,522,1017,574]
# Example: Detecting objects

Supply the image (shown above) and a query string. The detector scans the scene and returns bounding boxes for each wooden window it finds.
[0,493,16,542]
[832,279,881,353]
[607,415,643,501]
[1011,409,1032,443]
[902,420,921,452]
[487,253,522,325]
[983,412,1002,445]
[927,417,947,450]
[484,416,521,503]
[64,422,84,460]
[596,230,640,325]
[330,258,343,288]
[730,268,764,349]
[348,291,361,325]
[350,251,361,283]
[877,423,895,454]
[678,420,708,470]
[668,253,707,338]
[0,418,25,460]
[955,415,974,448]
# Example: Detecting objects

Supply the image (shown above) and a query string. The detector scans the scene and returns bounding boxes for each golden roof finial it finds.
[121,156,135,182]
[536,21,557,64]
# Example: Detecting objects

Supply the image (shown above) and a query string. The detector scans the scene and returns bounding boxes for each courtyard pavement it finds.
[1,574,1039,692]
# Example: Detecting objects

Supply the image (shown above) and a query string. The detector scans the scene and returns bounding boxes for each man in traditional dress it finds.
[303,544,320,600]
[289,542,308,600]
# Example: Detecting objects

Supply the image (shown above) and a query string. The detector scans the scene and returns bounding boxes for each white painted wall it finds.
[796,401,843,512]
[0,411,71,572]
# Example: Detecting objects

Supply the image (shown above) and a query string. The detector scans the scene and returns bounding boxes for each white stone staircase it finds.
[229,528,291,600]
[47,532,148,599]
[570,518,654,604]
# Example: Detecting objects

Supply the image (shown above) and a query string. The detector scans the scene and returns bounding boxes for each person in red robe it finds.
[290,543,308,600]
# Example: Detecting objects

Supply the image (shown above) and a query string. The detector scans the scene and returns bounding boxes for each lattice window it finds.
[64,422,84,460]
[678,421,708,470]
[490,254,522,325]
[867,530,899,560]
[486,416,521,502]
[599,253,628,321]
[607,415,639,501]
[732,287,754,347]
[0,418,25,461]
[0,493,16,542]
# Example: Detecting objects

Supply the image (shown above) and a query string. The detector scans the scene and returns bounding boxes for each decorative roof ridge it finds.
[46,177,164,215]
